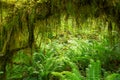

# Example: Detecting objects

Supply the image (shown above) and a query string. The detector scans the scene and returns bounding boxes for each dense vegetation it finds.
[0,0,120,80]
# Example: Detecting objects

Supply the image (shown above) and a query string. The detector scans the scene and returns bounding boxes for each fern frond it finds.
[86,59,101,80]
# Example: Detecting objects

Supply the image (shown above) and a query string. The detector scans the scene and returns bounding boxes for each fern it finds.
[68,61,84,80]
[86,59,101,80]
[52,71,81,80]
[51,59,84,80]
[105,73,120,80]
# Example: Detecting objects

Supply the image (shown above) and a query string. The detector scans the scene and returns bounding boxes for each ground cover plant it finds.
[0,0,120,80]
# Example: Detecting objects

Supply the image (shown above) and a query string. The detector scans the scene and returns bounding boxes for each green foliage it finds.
[1,0,120,80]
[0,71,3,75]
[105,73,120,80]
[51,60,84,80]
[86,60,101,80]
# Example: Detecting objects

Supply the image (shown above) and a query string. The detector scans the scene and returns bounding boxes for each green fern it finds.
[51,60,84,80]
[52,71,81,80]
[105,73,120,80]
[86,59,101,80]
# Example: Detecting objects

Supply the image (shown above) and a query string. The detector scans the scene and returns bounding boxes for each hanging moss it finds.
[0,1,120,79]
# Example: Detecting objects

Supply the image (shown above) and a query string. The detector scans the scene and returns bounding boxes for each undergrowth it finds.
[1,0,120,80]
[6,34,120,80]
